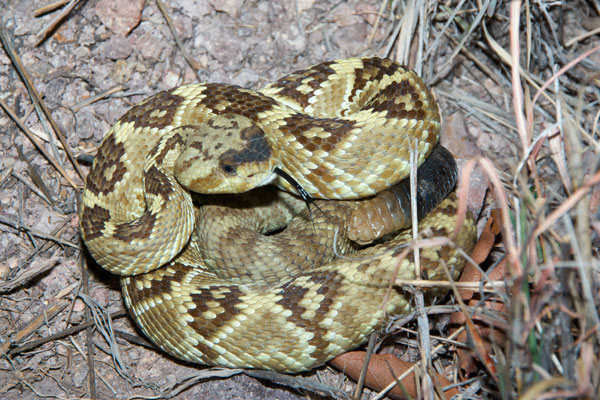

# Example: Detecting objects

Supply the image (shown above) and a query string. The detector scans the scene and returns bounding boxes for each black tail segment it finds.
[391,144,458,224]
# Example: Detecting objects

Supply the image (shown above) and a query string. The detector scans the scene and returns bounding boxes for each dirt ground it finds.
[1,0,599,399]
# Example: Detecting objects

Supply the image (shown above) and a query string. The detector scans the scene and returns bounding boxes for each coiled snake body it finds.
[80,57,475,372]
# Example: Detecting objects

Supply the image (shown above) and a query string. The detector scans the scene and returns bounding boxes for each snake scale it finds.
[79,57,476,372]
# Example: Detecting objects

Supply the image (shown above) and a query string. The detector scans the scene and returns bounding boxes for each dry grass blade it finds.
[0,21,84,183]
[531,169,600,240]
[156,0,204,79]
[7,310,127,356]
[70,84,125,113]
[244,370,348,399]
[370,328,467,400]
[15,145,57,207]
[0,297,68,356]
[425,0,467,62]
[34,0,82,45]
[367,0,388,45]
[439,0,492,71]
[78,293,134,385]
[481,20,548,98]
[34,0,71,16]
[509,0,529,156]
[395,0,419,67]
[0,98,79,188]
[0,252,60,293]
[0,214,79,248]
[353,332,377,399]
[527,43,600,138]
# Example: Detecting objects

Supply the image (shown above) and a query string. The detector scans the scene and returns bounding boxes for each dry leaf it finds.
[331,352,458,399]
[450,210,508,375]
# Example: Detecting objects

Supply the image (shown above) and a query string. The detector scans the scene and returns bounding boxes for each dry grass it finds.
[1,0,599,399]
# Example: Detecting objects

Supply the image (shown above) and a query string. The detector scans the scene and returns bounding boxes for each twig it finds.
[7,310,127,356]
[439,0,491,72]
[531,169,600,240]
[0,214,79,249]
[527,43,600,139]
[394,0,418,66]
[565,25,600,47]
[409,140,434,397]
[34,0,71,16]
[0,252,60,293]
[0,299,68,356]
[426,1,469,73]
[367,0,387,45]
[11,170,55,208]
[0,21,84,182]
[395,279,508,290]
[0,98,79,188]
[244,370,347,399]
[354,332,378,399]
[70,84,125,113]
[156,0,203,79]
[35,0,82,46]
[81,258,97,400]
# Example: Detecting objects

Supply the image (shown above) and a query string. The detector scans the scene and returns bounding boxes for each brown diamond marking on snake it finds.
[367,57,402,82]
[198,84,278,121]
[350,58,404,102]
[311,165,336,182]
[269,60,337,110]
[188,286,244,335]
[80,204,111,241]
[275,270,346,363]
[275,283,310,318]
[280,114,355,153]
[120,90,186,130]
[126,264,189,301]
[144,165,172,202]
[113,211,157,241]
[85,135,127,196]
[123,267,227,363]
[364,81,429,121]
[150,131,184,166]
[313,270,343,317]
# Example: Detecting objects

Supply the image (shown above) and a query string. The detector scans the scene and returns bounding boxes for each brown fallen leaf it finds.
[450,209,509,375]
[331,352,459,400]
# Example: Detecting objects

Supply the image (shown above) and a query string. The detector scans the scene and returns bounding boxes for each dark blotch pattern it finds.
[126,265,189,303]
[120,91,186,130]
[150,131,184,166]
[123,266,226,362]
[365,80,427,121]
[188,286,244,339]
[281,115,355,152]
[198,83,278,121]
[218,126,272,166]
[268,60,337,109]
[144,165,173,202]
[112,211,157,241]
[85,135,127,196]
[80,204,111,241]
[350,58,402,101]
[276,270,344,362]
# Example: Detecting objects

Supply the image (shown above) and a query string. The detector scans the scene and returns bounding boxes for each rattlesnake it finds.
[79,57,476,372]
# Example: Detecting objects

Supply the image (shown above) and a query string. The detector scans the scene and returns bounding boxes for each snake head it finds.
[174,114,278,194]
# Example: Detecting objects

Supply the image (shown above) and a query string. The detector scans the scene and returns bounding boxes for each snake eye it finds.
[220,163,237,175]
